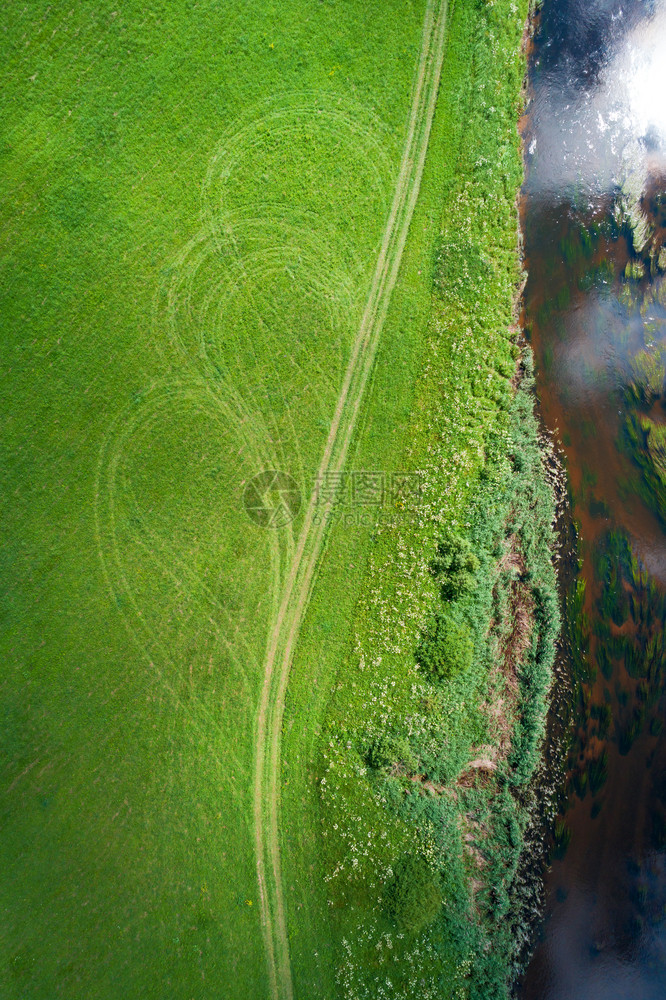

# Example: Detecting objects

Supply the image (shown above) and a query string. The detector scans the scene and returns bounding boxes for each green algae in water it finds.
[624,413,666,524]
[625,259,646,281]
[628,349,666,405]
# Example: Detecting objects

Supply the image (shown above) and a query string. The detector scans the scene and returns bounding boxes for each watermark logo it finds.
[244,468,424,528]
[243,470,302,527]
[312,470,423,527]
[313,470,422,507]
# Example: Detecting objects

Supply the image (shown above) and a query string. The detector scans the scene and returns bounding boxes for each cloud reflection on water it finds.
[528,0,666,202]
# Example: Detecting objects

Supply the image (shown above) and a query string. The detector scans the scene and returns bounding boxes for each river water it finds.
[518,0,666,996]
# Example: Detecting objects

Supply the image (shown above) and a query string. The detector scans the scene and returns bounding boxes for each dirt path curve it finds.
[253,3,449,996]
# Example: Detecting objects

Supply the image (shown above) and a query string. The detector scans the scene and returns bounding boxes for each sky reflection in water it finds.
[527,0,666,198]
[520,0,666,996]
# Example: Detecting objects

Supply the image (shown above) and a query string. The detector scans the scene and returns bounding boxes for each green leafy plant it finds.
[430,533,480,600]
[384,854,443,934]
[416,608,474,681]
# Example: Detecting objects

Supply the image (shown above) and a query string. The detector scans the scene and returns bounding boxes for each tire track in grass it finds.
[253,2,449,996]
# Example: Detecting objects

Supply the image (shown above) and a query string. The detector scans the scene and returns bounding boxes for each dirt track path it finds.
[253,3,449,996]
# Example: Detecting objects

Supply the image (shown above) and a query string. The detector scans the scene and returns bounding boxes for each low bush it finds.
[384,854,443,935]
[415,608,474,682]
[367,732,418,772]
[430,533,480,601]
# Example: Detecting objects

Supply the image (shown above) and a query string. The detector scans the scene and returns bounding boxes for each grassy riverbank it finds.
[283,0,559,997]
[1,1,557,998]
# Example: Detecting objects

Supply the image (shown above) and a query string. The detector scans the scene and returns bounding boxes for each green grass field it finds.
[1,1,557,998]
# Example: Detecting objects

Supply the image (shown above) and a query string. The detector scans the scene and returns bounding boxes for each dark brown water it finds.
[519,0,666,996]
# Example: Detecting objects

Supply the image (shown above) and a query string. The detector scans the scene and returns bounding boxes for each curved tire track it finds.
[253,3,449,996]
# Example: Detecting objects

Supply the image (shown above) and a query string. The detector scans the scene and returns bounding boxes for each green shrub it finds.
[384,854,443,934]
[367,733,418,772]
[416,608,474,681]
[430,533,479,601]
